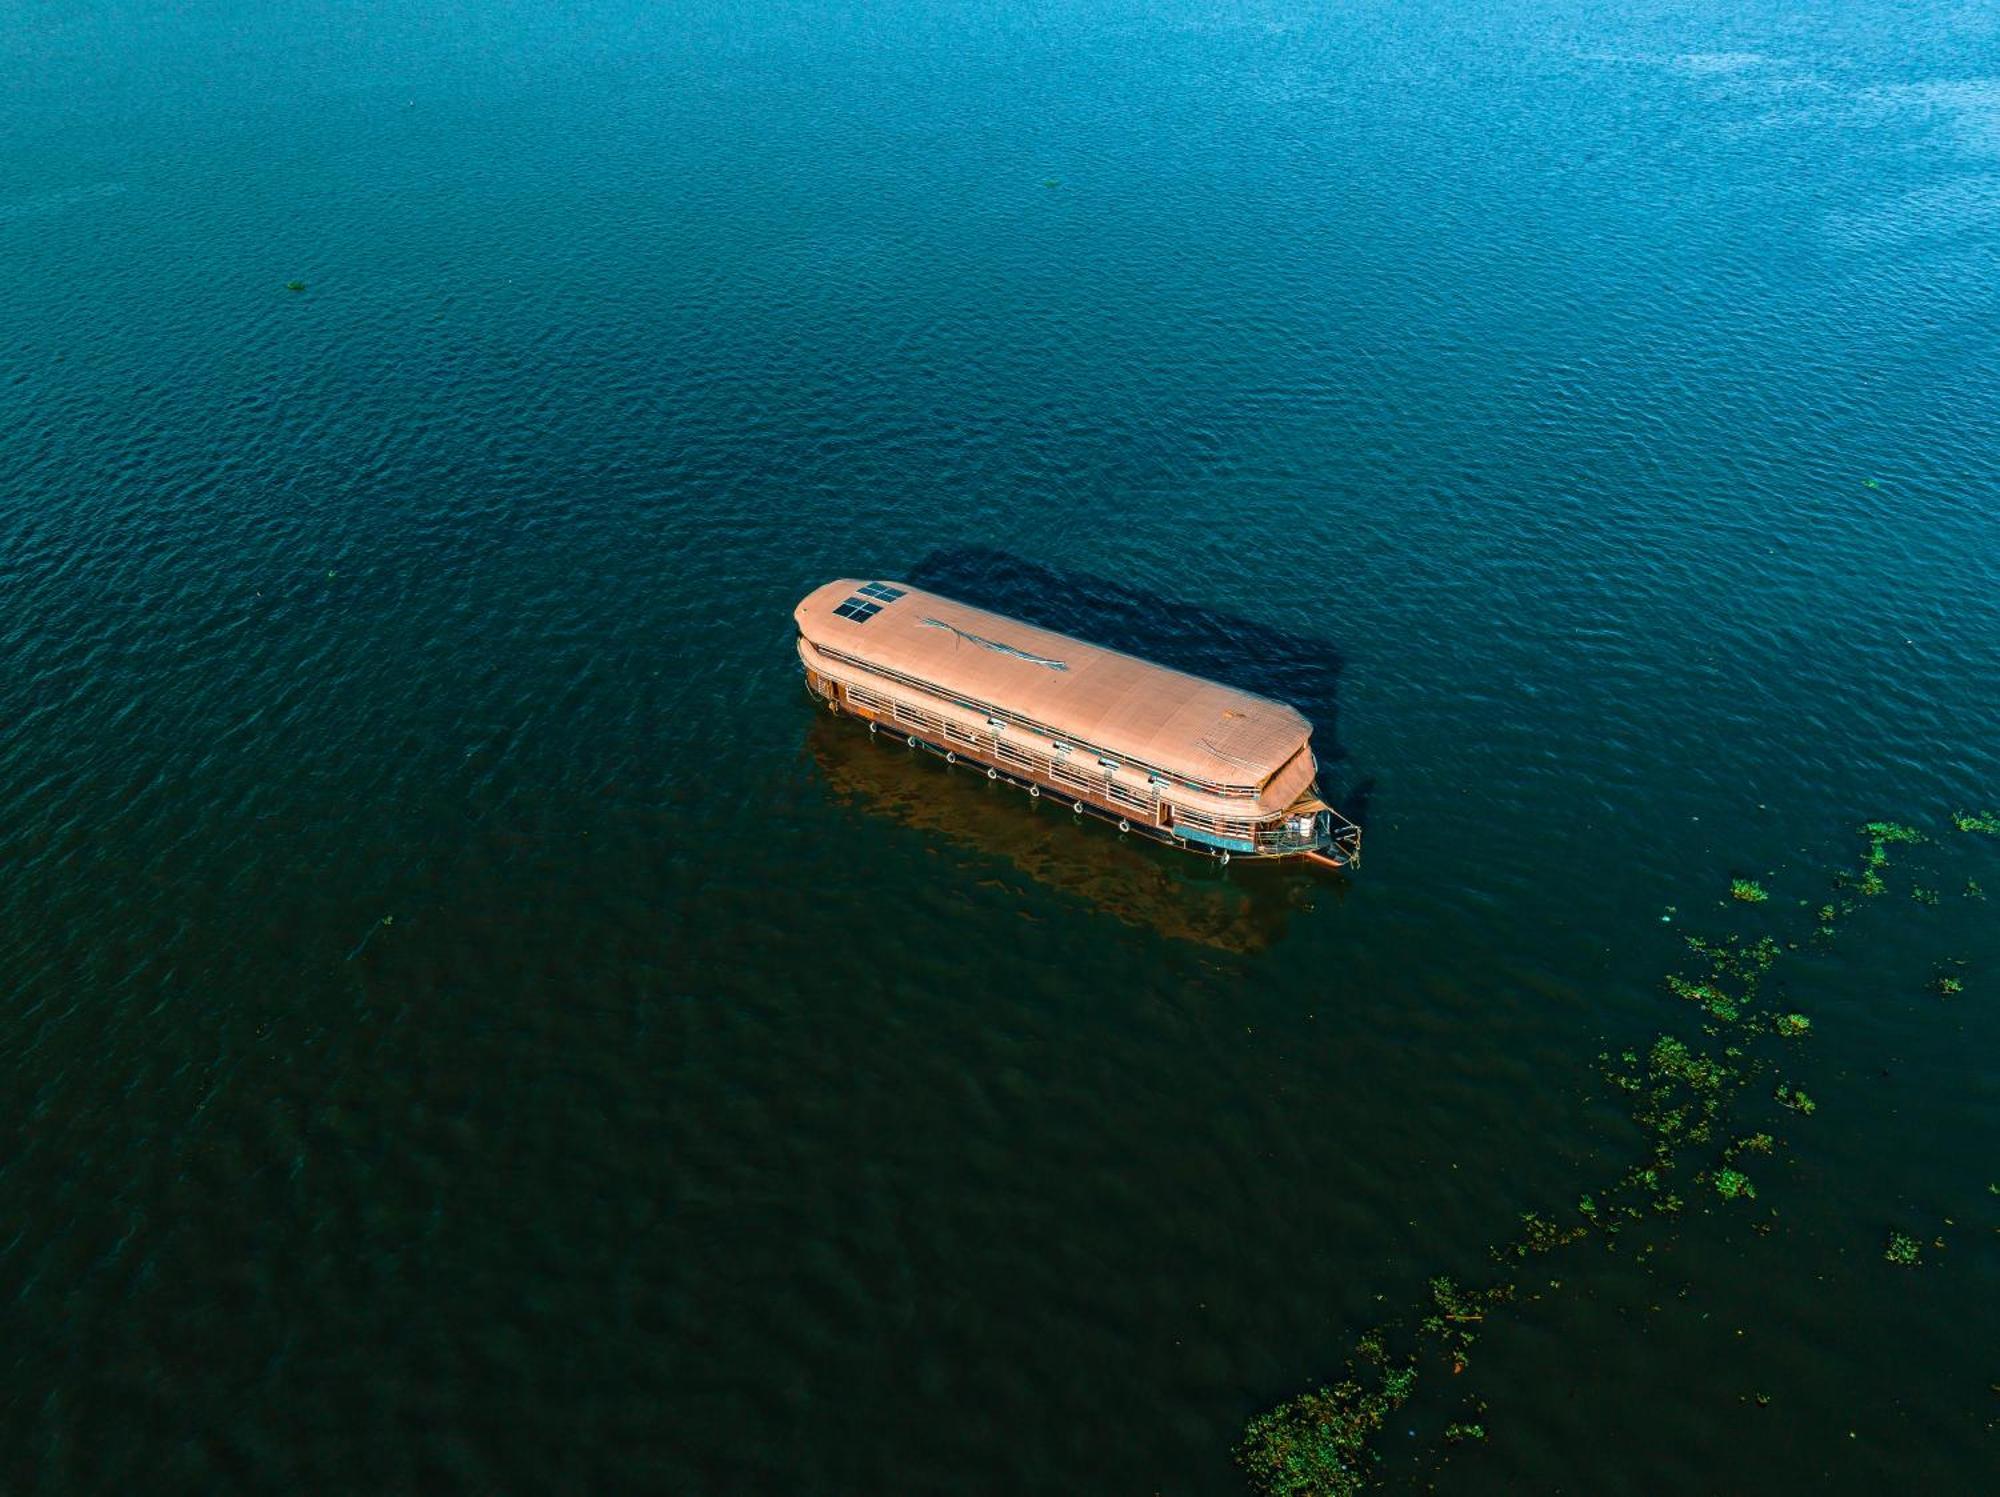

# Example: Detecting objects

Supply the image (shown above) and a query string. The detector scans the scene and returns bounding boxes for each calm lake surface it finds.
[4,2,1997,1491]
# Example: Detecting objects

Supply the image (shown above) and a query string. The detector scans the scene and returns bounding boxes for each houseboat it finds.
[794,579,1361,868]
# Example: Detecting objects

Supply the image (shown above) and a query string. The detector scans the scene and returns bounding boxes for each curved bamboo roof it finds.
[795,579,1313,788]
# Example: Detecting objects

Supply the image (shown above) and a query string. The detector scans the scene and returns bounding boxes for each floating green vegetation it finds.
[1237,1361,1417,1497]
[1851,867,1887,897]
[1666,972,1737,1020]
[1648,1034,1722,1090]
[1884,1231,1921,1267]
[1911,885,1940,906]
[1714,1168,1757,1201]
[1419,1275,1513,1372]
[285,279,307,292]
[1239,816,1978,1495]
[1950,810,2000,835]
[1931,973,1963,998]
[1774,1083,1816,1116]
[1863,822,1925,845]
[1967,879,1987,901]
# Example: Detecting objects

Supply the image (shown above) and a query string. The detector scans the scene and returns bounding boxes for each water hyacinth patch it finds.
[1863,822,1924,845]
[1239,815,1979,1495]
[1237,1362,1418,1497]
[1950,811,1999,835]
[1714,1168,1756,1201]
[1666,972,1737,1020]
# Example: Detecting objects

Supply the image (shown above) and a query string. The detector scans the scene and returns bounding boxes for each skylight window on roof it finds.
[858,582,906,602]
[832,597,882,622]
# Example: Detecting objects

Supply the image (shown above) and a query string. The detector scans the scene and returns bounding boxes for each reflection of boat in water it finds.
[794,579,1361,868]
[804,713,1315,954]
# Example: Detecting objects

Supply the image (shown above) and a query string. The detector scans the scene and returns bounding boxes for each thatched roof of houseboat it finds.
[795,579,1312,788]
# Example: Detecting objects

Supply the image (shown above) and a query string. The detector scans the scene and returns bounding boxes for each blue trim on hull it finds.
[1168,822,1257,854]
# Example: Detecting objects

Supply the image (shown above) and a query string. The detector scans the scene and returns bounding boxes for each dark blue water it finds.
[4,2,1997,1492]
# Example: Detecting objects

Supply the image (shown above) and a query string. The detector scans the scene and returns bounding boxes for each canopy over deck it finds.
[795,579,1313,790]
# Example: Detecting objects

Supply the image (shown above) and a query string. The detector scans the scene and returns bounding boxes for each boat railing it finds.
[1320,809,1364,863]
[1255,818,1320,854]
[1255,808,1363,860]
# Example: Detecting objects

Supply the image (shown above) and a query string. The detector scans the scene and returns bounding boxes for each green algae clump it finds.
[1950,810,2000,835]
[1729,879,1769,903]
[1238,1364,1417,1497]
[1773,1013,1811,1038]
[1884,1231,1921,1267]
[1444,1422,1487,1443]
[285,280,307,292]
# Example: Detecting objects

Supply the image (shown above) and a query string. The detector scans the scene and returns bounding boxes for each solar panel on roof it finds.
[858,582,905,602]
[833,596,882,622]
